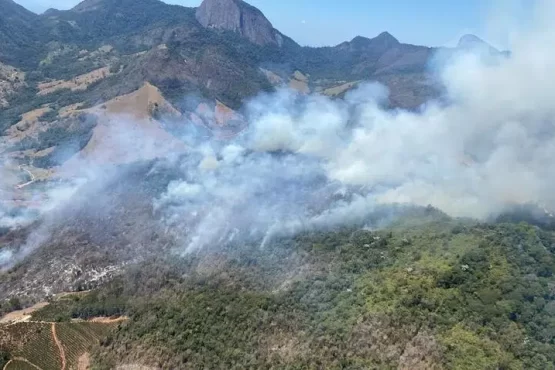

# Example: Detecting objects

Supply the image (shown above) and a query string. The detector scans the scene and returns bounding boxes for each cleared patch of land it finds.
[260,68,283,85]
[0,303,49,325]
[322,81,359,97]
[38,67,111,96]
[288,70,310,94]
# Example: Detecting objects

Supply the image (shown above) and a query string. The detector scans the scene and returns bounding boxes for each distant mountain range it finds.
[0,0,504,170]
[0,0,502,107]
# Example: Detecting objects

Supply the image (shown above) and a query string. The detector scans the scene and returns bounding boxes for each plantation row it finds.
[0,321,120,370]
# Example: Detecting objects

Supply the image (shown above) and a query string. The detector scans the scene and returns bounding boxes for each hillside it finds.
[2,213,555,369]
[96,218,555,369]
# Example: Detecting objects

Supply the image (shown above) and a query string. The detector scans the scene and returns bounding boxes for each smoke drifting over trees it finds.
[2,0,555,268]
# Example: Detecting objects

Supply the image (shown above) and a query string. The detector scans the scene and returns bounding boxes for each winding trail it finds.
[0,313,127,370]
[15,165,35,189]
[51,323,66,370]
[3,357,43,370]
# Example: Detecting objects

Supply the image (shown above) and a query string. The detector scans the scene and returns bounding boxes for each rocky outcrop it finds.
[195,0,282,46]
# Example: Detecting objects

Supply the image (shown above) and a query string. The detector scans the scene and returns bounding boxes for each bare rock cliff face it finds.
[196,0,282,46]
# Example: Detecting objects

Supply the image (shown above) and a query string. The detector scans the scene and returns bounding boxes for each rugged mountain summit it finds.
[196,0,283,46]
[457,34,499,54]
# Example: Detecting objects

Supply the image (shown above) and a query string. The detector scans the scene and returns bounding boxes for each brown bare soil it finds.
[0,303,49,324]
[289,79,310,94]
[51,323,67,370]
[259,68,283,85]
[77,353,90,370]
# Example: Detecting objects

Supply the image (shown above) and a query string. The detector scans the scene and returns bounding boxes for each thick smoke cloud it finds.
[153,0,555,254]
[2,0,555,265]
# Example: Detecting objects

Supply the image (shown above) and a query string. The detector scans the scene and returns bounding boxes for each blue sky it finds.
[16,0,528,48]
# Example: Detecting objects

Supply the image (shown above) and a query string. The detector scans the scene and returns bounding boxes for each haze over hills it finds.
[4,0,555,369]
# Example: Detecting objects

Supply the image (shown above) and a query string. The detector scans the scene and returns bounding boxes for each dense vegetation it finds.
[20,210,555,369]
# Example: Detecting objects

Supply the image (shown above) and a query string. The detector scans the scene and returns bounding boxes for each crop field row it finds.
[0,320,122,370]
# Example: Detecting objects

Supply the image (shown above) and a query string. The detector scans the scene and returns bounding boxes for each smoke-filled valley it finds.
[2,0,555,369]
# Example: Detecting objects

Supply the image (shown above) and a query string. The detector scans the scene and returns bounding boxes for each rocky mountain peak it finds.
[195,0,282,46]
[341,32,400,53]
[374,31,400,45]
[457,34,498,53]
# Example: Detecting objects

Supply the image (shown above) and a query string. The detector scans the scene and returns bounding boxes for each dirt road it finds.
[15,165,35,189]
[51,323,67,370]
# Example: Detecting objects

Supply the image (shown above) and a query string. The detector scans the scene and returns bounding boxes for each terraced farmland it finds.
[56,322,117,369]
[4,359,40,370]
[0,320,122,370]
[0,322,60,370]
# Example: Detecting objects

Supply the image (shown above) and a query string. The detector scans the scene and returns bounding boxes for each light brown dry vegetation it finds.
[288,70,310,93]
[59,103,84,118]
[68,83,186,165]
[322,81,360,97]
[259,68,283,85]
[7,107,52,140]
[38,67,111,96]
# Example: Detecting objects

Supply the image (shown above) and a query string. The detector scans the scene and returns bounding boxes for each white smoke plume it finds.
[154,0,555,253]
[3,0,555,265]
